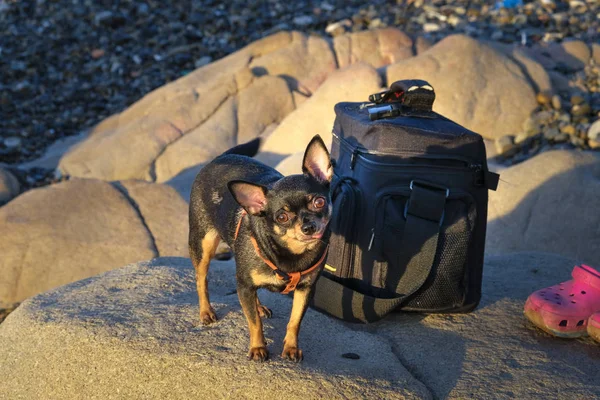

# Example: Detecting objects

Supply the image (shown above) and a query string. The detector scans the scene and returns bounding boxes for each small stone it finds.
[3,137,22,148]
[325,19,352,36]
[588,120,600,141]
[194,56,212,69]
[491,31,504,41]
[543,127,560,140]
[423,23,441,32]
[536,92,552,106]
[570,95,585,105]
[560,125,577,135]
[535,111,554,125]
[514,132,531,145]
[495,135,517,156]
[523,116,541,135]
[91,49,105,59]
[571,103,591,117]
[570,136,585,147]
[293,15,314,26]
[94,11,126,28]
[554,133,569,143]
[342,353,360,360]
[551,95,562,110]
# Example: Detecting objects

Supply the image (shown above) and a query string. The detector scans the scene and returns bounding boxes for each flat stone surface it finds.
[487,150,600,262]
[386,34,539,140]
[366,252,600,399]
[0,257,430,400]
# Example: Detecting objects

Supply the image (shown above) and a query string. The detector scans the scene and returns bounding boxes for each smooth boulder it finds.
[486,150,600,262]
[386,34,539,140]
[256,63,382,167]
[0,178,188,308]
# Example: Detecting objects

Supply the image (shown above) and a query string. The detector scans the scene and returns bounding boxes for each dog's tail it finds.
[223,138,261,157]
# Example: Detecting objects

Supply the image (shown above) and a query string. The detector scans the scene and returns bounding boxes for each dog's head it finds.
[228,135,333,254]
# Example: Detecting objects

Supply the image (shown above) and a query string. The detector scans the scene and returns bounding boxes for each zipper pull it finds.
[368,228,375,251]
[470,163,484,187]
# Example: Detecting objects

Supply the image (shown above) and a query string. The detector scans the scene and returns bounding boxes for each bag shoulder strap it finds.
[311,180,448,323]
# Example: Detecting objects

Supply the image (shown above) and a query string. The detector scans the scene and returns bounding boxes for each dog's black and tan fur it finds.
[188,135,332,362]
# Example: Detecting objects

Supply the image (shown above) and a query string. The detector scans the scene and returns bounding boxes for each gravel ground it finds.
[0,0,598,166]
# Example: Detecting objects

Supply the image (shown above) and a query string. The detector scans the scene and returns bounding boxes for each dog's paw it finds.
[247,346,269,362]
[281,346,303,362]
[257,304,272,319]
[200,307,218,325]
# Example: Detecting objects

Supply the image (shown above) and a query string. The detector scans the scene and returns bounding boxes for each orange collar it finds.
[234,210,328,294]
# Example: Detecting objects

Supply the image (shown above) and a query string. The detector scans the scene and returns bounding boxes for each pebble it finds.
[495,135,518,156]
[194,56,213,69]
[3,137,22,148]
[588,120,600,141]
[554,132,570,142]
[560,125,577,135]
[570,95,585,105]
[293,15,314,26]
[91,49,106,59]
[571,103,591,117]
[423,23,442,32]
[543,127,560,140]
[551,95,562,110]
[536,92,552,106]
[325,19,352,36]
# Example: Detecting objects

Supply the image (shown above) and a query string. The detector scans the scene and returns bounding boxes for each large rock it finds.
[488,41,553,95]
[487,150,600,262]
[369,252,600,399]
[0,257,430,400]
[386,35,539,140]
[256,63,383,166]
[0,167,20,205]
[334,28,413,69]
[154,76,294,182]
[59,31,337,182]
[113,180,189,257]
[0,178,188,308]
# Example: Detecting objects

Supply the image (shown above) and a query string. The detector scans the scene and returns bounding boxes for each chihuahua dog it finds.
[188,135,333,362]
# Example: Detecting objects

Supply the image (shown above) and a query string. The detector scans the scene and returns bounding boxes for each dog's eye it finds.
[313,196,326,209]
[276,212,289,224]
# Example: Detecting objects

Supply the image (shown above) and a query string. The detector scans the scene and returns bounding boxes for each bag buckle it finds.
[409,180,450,198]
[404,180,449,226]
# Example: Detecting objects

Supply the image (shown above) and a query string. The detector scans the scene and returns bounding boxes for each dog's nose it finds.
[301,221,316,235]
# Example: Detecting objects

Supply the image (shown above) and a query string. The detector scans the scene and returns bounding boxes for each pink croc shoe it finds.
[524,264,600,338]
[588,312,600,343]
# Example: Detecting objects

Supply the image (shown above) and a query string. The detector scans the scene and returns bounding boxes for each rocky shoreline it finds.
[1,1,598,173]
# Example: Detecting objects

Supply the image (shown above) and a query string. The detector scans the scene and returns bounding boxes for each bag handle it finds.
[311,180,448,323]
[368,79,436,121]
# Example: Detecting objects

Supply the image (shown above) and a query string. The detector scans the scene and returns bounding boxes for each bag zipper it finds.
[333,133,484,186]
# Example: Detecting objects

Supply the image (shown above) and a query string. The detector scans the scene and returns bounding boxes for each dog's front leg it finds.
[238,285,268,361]
[282,287,312,362]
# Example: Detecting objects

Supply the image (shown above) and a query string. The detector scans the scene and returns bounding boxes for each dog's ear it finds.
[302,135,332,184]
[228,181,268,215]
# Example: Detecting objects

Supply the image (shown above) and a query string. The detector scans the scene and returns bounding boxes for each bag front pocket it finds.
[371,186,477,308]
